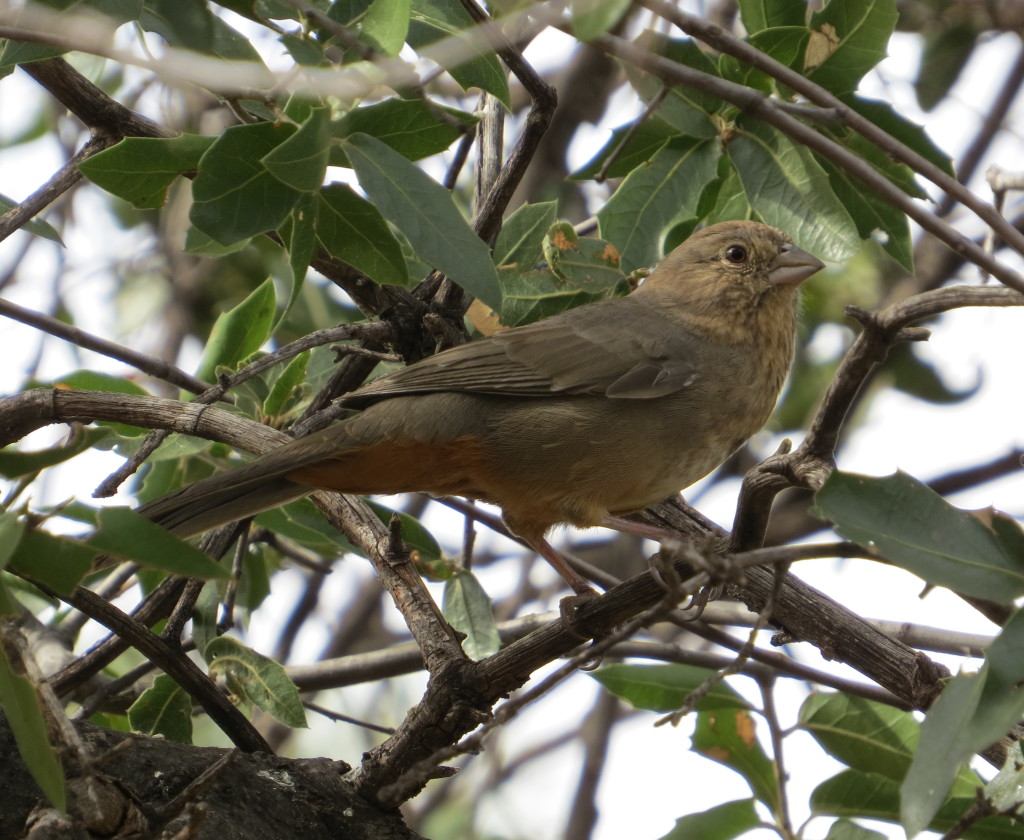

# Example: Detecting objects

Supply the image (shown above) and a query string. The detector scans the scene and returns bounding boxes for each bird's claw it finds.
[558,587,600,641]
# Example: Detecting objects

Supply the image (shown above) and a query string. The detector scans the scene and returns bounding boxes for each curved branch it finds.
[0,294,214,394]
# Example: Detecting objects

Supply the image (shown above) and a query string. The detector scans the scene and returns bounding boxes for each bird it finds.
[139,220,824,595]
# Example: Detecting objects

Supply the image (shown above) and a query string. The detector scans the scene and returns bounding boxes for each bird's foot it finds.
[558,587,600,641]
[559,588,608,669]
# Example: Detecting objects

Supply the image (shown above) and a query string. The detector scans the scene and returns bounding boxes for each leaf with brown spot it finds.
[693,709,781,813]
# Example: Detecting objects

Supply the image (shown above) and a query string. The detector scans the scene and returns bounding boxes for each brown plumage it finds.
[139,221,823,593]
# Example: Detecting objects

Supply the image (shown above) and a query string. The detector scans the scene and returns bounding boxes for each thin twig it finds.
[20,573,272,753]
[759,673,793,836]
[0,295,215,395]
[93,322,390,497]
[0,134,117,243]
[938,43,1024,217]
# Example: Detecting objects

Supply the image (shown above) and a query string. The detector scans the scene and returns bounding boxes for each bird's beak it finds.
[769,243,825,286]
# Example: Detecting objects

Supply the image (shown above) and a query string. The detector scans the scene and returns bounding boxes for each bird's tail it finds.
[137,461,309,537]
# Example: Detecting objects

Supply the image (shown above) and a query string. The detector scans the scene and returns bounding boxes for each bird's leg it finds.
[601,514,679,543]
[523,536,602,638]
[602,514,722,612]
[529,536,598,598]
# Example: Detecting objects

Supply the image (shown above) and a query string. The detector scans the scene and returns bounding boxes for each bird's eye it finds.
[723,244,747,263]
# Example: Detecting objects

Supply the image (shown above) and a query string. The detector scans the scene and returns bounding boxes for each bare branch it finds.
[0,294,215,395]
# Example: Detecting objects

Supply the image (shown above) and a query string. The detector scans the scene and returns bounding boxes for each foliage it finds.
[0,0,1023,838]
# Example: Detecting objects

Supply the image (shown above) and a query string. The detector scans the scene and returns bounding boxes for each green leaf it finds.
[812,470,1024,604]
[912,671,1015,834]
[0,515,26,570]
[814,769,1020,839]
[0,39,65,71]
[140,0,216,53]
[592,663,750,712]
[443,570,500,659]
[570,117,679,181]
[190,122,303,245]
[0,575,19,616]
[977,608,1024,748]
[144,2,269,67]
[7,529,97,595]
[190,581,221,661]
[315,183,409,287]
[823,819,887,840]
[799,692,918,783]
[0,427,112,478]
[255,498,357,557]
[498,267,611,328]
[841,96,955,178]
[362,0,410,54]
[0,647,66,813]
[263,351,309,420]
[721,27,809,91]
[902,673,991,836]
[330,98,475,165]
[729,117,859,262]
[280,31,328,66]
[0,193,64,244]
[915,24,978,112]
[493,200,558,270]
[87,508,231,579]
[278,192,318,325]
[738,0,808,33]
[571,0,631,42]
[705,158,752,223]
[54,371,150,396]
[262,108,330,192]
[804,0,898,95]
[206,636,307,728]
[626,34,722,139]
[344,132,500,308]
[195,278,276,382]
[901,608,1024,836]
[183,227,251,256]
[541,223,626,292]
[407,0,510,107]
[597,137,720,272]
[657,798,761,840]
[693,708,780,813]
[835,177,913,267]
[818,158,912,271]
[127,674,193,742]
[118,433,214,464]
[237,543,273,611]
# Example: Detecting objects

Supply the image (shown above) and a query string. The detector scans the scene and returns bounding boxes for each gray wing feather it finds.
[343,297,701,406]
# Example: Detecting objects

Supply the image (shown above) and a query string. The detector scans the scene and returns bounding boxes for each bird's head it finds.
[636,220,825,343]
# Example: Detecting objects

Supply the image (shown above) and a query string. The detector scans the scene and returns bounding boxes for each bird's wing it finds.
[342,298,702,406]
